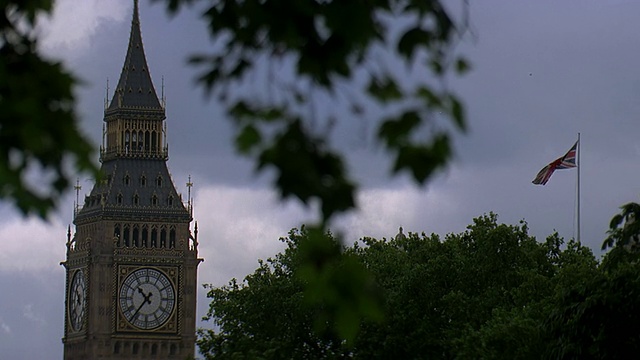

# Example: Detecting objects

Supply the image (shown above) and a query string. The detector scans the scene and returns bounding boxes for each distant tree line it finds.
[198,213,640,359]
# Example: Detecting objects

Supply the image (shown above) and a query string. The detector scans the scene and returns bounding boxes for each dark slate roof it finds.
[107,0,163,111]
[74,158,191,223]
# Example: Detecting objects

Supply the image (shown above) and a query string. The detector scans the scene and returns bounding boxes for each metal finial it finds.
[186,175,193,217]
[74,178,82,216]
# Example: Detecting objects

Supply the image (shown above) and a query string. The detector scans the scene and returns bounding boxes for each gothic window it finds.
[140,175,147,186]
[168,195,174,206]
[156,176,163,187]
[145,131,150,151]
[151,228,158,248]
[124,174,130,185]
[123,224,130,247]
[133,194,139,205]
[132,131,137,151]
[132,225,139,247]
[125,131,130,153]
[114,225,121,246]
[138,130,143,150]
[151,131,157,151]
[152,195,158,206]
[169,228,176,248]
[117,193,123,205]
[160,228,167,248]
[141,226,148,247]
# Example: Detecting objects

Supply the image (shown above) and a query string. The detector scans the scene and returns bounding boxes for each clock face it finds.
[69,269,86,332]
[119,268,176,330]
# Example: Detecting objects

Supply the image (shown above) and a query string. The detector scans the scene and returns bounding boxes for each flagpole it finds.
[577,132,581,243]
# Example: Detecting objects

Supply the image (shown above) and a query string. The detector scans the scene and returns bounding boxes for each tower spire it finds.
[107,0,162,111]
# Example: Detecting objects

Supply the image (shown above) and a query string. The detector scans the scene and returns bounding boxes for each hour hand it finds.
[138,287,153,304]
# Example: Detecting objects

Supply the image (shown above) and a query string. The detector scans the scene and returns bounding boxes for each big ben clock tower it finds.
[61,1,201,358]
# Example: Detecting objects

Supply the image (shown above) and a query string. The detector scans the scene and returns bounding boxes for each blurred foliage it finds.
[151,0,471,347]
[155,0,470,224]
[0,0,96,216]
[199,214,640,359]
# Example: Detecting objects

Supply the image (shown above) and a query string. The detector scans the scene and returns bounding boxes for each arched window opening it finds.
[141,227,148,248]
[117,193,123,205]
[151,228,158,248]
[151,131,157,151]
[132,132,137,151]
[124,174,130,185]
[156,176,163,187]
[169,228,176,248]
[138,131,143,151]
[145,131,150,152]
[133,194,139,206]
[123,225,130,247]
[125,131,130,153]
[140,176,147,187]
[114,225,121,246]
[168,196,174,206]
[160,228,167,248]
[132,226,139,247]
[152,195,158,206]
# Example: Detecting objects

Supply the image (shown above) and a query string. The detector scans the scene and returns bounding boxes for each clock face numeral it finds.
[119,268,175,330]
[69,269,86,332]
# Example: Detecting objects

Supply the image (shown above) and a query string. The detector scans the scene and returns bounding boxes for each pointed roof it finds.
[108,0,163,111]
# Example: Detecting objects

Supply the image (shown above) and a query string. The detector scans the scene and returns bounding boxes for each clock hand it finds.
[129,288,153,323]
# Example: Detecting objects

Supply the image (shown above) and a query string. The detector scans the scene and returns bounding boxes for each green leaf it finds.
[257,120,355,222]
[450,95,466,131]
[392,133,451,183]
[235,124,262,154]
[378,110,421,148]
[397,26,431,60]
[455,57,471,74]
[367,76,403,103]
[416,86,443,108]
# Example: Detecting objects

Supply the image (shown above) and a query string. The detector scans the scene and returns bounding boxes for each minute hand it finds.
[129,288,153,323]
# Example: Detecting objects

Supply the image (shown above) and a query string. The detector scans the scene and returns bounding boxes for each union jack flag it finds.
[532,141,578,185]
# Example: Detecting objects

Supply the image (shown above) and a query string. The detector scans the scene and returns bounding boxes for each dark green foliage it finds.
[545,249,640,359]
[603,202,640,250]
[198,227,380,359]
[0,1,96,216]
[199,214,637,359]
[162,0,470,223]
[173,1,469,335]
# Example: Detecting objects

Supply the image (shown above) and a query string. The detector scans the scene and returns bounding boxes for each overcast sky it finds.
[2,0,640,358]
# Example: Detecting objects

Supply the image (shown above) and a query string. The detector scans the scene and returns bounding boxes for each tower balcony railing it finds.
[100,145,169,162]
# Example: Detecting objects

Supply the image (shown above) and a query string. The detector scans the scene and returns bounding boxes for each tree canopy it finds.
[199,214,640,359]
